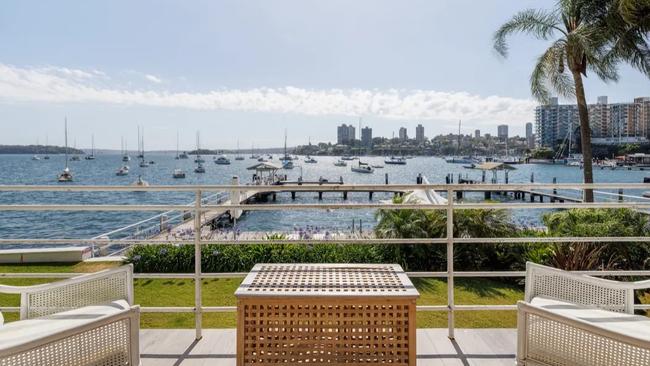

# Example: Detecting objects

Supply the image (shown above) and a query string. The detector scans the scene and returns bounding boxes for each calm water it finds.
[0,153,647,243]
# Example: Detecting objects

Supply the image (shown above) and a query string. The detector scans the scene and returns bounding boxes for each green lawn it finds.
[0,262,523,328]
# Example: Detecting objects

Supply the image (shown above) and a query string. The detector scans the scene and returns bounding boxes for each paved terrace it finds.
[140,329,516,366]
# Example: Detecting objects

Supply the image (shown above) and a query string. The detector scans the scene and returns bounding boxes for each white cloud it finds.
[0,63,536,123]
[144,74,162,84]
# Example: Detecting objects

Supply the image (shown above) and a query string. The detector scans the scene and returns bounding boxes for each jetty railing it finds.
[1,182,650,341]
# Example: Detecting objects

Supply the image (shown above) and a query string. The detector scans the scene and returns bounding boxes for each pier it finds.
[265,178,405,201]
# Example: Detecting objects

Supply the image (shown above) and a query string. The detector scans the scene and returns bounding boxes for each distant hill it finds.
[0,145,85,155]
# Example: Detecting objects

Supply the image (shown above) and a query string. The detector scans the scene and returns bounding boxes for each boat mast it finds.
[64,118,69,169]
[141,127,145,161]
[176,130,180,158]
[91,134,95,156]
[284,129,288,159]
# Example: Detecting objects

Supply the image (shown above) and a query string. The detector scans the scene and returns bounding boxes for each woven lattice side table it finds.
[235,263,420,366]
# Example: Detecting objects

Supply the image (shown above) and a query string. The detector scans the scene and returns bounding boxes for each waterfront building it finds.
[536,96,650,148]
[399,127,408,141]
[525,122,534,149]
[337,124,356,145]
[474,129,480,138]
[415,124,425,143]
[361,126,372,147]
[497,124,508,141]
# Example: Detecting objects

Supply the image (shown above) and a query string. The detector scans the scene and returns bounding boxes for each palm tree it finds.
[494,0,650,202]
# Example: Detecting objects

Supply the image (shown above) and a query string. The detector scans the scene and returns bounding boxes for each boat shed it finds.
[247,162,283,184]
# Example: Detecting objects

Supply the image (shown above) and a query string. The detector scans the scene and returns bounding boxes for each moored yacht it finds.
[215,155,231,165]
[131,175,149,188]
[172,168,186,178]
[351,161,374,174]
[304,156,317,163]
[385,156,407,165]
[116,165,129,176]
[85,135,96,160]
[57,119,73,182]
[334,160,347,167]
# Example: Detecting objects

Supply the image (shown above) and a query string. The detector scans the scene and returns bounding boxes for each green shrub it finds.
[126,243,385,273]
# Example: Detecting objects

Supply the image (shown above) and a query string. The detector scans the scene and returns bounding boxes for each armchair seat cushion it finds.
[530,295,650,342]
[0,299,129,352]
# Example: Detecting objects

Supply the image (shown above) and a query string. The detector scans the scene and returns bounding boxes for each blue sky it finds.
[0,0,647,150]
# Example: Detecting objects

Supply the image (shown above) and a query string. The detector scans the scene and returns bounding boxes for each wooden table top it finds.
[234,263,419,298]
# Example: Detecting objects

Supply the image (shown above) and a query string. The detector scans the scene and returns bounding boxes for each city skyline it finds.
[1,0,647,149]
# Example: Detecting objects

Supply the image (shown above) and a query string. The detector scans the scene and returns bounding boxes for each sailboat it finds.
[281,130,294,169]
[235,140,245,160]
[193,132,205,163]
[178,132,189,160]
[173,134,186,177]
[122,137,131,162]
[131,174,149,188]
[194,132,206,173]
[70,137,81,161]
[138,127,149,167]
[351,160,374,174]
[116,138,130,176]
[57,119,73,182]
[249,143,259,159]
[31,138,40,160]
[43,135,50,160]
[85,135,96,160]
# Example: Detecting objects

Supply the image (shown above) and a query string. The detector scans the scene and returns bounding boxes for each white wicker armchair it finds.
[0,265,140,366]
[517,262,650,366]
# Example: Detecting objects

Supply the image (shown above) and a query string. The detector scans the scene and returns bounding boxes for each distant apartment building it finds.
[497,125,508,141]
[536,96,650,148]
[415,124,425,143]
[525,122,535,149]
[337,124,356,145]
[474,129,480,138]
[361,126,373,147]
[398,127,408,141]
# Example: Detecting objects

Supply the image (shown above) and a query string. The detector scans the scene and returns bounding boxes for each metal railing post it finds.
[194,189,203,340]
[446,188,455,339]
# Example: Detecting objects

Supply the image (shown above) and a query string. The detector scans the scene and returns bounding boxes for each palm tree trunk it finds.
[571,70,594,202]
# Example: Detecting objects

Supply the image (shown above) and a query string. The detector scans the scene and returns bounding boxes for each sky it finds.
[0,0,647,150]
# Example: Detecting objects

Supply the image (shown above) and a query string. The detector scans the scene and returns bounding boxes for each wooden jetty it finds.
[257,179,405,201]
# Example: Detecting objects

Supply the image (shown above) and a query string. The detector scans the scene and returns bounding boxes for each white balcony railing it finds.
[1,182,649,340]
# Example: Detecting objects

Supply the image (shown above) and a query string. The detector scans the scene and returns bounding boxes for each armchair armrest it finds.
[632,279,650,290]
[524,262,634,313]
[0,265,133,320]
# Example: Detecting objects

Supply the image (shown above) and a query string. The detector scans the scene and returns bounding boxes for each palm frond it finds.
[618,0,650,30]
[530,40,574,103]
[493,9,563,57]
[607,26,650,77]
[568,26,620,81]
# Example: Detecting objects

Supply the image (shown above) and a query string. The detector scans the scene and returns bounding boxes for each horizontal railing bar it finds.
[0,304,647,314]
[216,202,650,210]
[7,201,650,212]
[0,205,192,211]
[141,307,195,313]
[3,237,650,246]
[0,182,648,192]
[2,270,648,280]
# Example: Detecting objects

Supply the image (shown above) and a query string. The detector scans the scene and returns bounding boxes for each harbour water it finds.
[0,153,648,245]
